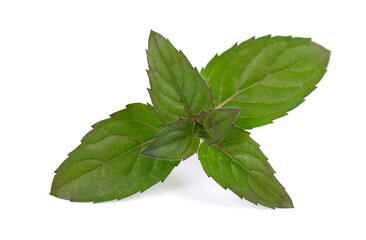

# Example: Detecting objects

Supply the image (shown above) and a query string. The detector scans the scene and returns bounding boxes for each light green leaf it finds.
[141,119,200,160]
[198,126,293,208]
[196,108,240,145]
[147,30,214,126]
[201,35,330,129]
[50,103,179,202]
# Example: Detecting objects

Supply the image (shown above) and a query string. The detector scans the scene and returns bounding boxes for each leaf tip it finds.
[278,198,294,209]
[49,180,63,200]
[148,30,165,48]
[149,29,158,37]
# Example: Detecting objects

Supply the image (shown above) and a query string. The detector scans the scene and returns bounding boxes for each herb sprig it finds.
[51,31,330,208]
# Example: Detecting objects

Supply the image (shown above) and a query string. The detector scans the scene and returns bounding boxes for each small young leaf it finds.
[147,30,214,126]
[50,103,179,202]
[198,126,293,208]
[196,108,240,145]
[201,35,330,129]
[141,119,200,160]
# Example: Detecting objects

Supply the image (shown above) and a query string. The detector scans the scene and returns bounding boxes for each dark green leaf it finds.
[196,108,240,145]
[198,126,293,208]
[201,35,330,129]
[147,30,214,126]
[141,119,200,160]
[50,103,179,202]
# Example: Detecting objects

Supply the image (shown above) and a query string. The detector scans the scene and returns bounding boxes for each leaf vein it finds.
[57,141,153,192]
[214,144,281,200]
[151,35,194,120]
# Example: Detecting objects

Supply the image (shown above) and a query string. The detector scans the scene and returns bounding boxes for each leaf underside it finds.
[141,119,200,160]
[147,31,214,126]
[50,103,179,202]
[201,35,330,129]
[198,126,293,208]
[196,108,240,145]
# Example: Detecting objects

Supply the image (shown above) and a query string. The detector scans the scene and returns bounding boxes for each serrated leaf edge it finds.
[146,30,215,126]
[198,126,294,209]
[141,119,199,161]
[196,107,241,145]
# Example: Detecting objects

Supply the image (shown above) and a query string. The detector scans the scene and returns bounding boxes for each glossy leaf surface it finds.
[147,31,213,126]
[142,119,200,160]
[201,35,330,129]
[50,103,179,202]
[198,126,293,208]
[196,108,240,145]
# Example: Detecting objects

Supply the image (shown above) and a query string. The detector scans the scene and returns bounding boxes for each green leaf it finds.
[198,126,293,208]
[147,30,214,126]
[201,35,330,129]
[141,119,200,160]
[50,103,179,202]
[196,108,240,145]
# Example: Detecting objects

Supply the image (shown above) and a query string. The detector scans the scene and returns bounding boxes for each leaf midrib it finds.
[215,43,314,109]
[213,144,283,202]
[148,131,196,153]
[151,34,194,120]
[56,140,153,192]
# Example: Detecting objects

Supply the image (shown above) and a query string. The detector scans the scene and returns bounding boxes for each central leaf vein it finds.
[151,35,194,120]
[213,144,280,199]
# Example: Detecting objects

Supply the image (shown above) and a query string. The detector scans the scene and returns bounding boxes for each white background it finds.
[1,0,365,239]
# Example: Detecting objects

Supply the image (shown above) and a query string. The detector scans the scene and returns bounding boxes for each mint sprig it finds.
[51,31,330,208]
